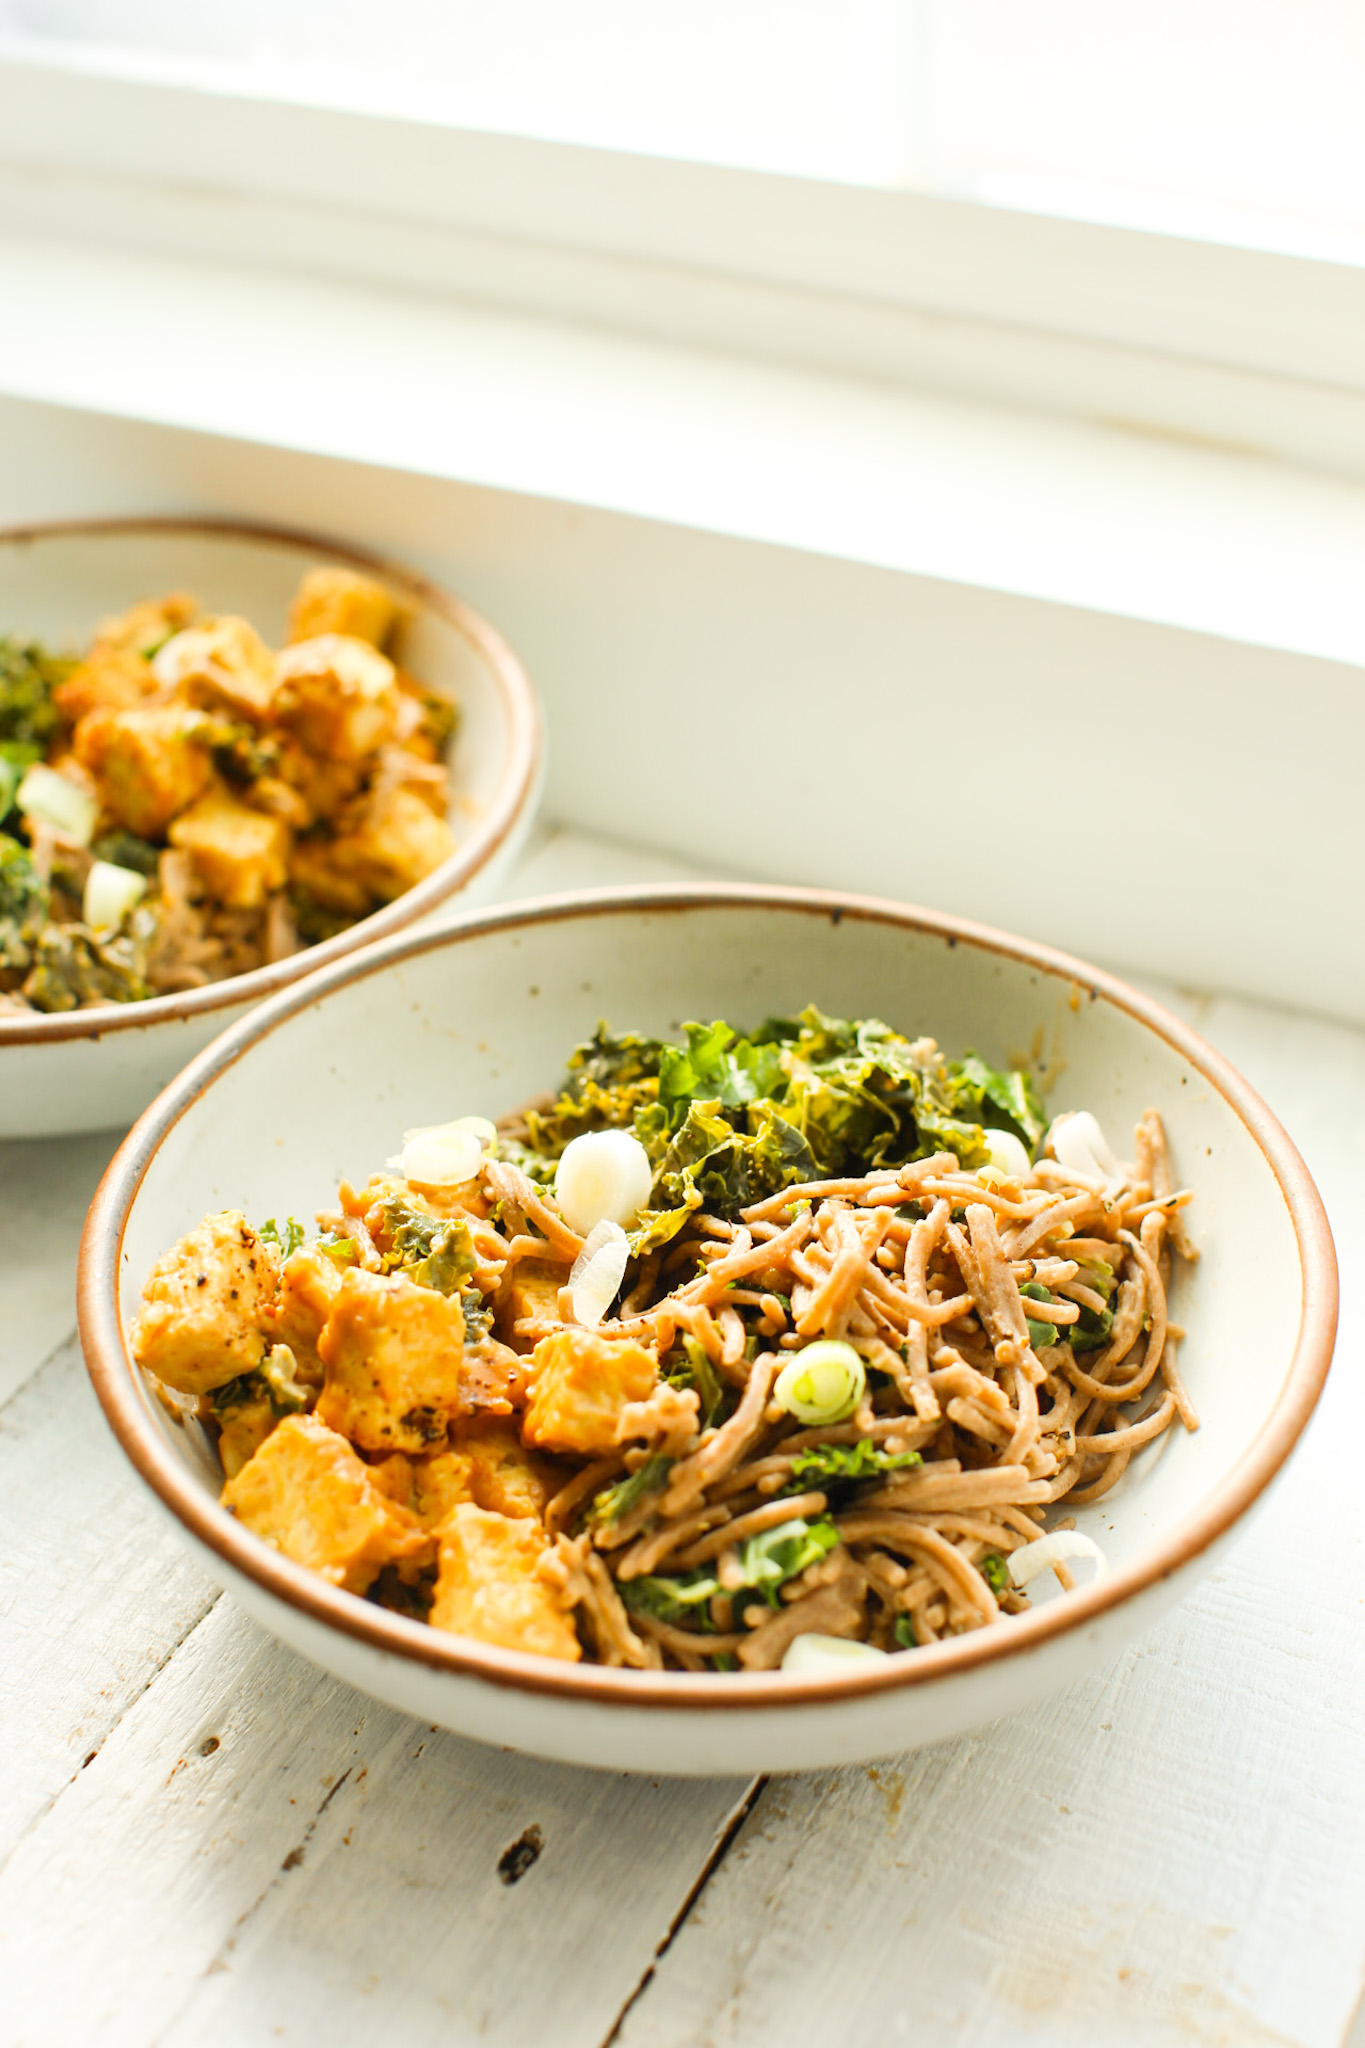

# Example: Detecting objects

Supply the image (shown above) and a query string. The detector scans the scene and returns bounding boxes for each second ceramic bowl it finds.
[0,517,542,1136]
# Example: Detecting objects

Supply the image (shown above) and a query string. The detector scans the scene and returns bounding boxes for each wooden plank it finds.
[0,1127,122,1407]
[0,1595,753,2048]
[618,981,1365,2048]
[0,1335,219,1860]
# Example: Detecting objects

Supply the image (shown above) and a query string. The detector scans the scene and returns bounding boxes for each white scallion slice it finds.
[1007,1529,1109,1591]
[980,1129,1032,1179]
[400,1114,495,1190]
[773,1340,867,1427]
[1047,1110,1124,1185]
[152,627,220,689]
[781,1633,888,1675]
[83,859,147,933]
[553,1128,653,1235]
[16,763,98,846]
[568,1218,631,1327]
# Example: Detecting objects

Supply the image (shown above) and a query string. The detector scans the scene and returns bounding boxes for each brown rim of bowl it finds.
[79,883,1338,1713]
[0,514,542,1045]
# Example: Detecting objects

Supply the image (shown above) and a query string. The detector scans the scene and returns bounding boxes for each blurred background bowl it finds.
[77,885,1337,1774]
[0,516,543,1136]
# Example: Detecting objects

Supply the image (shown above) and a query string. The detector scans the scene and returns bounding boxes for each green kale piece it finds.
[259,1217,306,1259]
[0,833,48,972]
[0,636,71,753]
[207,720,279,789]
[585,1454,673,1530]
[316,1233,359,1268]
[664,1335,726,1431]
[0,742,41,825]
[656,1019,786,1128]
[783,1438,923,1495]
[622,1515,842,1632]
[288,886,358,947]
[21,922,151,1011]
[1068,1300,1115,1354]
[376,1197,477,1296]
[90,829,162,878]
[894,1615,917,1649]
[1019,1280,1058,1351]
[979,1551,1011,1596]
[525,1022,665,1155]
[948,1053,1046,1150]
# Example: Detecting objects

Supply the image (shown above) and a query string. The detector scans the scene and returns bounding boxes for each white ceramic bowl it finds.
[79,887,1336,1775]
[0,517,542,1135]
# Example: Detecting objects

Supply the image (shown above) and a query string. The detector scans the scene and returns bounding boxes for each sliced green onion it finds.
[17,763,98,845]
[773,1340,866,1426]
[781,1632,887,1675]
[83,859,147,933]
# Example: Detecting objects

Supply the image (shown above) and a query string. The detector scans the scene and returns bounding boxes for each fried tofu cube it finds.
[160,615,277,723]
[316,1268,473,1453]
[268,1241,347,1382]
[215,1392,277,1480]
[74,701,211,838]
[289,785,454,914]
[288,567,398,650]
[168,789,290,910]
[429,1504,580,1660]
[54,645,159,725]
[500,1258,565,1354]
[221,1413,427,1592]
[273,737,365,829]
[369,1446,480,1525]
[521,1329,658,1457]
[273,634,402,763]
[131,1209,278,1396]
[94,591,199,659]
[454,1415,563,1520]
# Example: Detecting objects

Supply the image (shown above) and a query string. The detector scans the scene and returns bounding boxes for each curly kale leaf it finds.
[1019,1280,1058,1351]
[525,1022,664,1155]
[21,922,151,1011]
[90,830,161,878]
[783,1438,923,1496]
[376,1196,476,1296]
[656,1020,786,1128]
[584,1454,673,1530]
[0,833,48,972]
[0,636,71,753]
[979,1550,1011,1596]
[259,1217,306,1259]
[663,1335,727,1431]
[622,1515,841,1629]
[947,1052,1046,1151]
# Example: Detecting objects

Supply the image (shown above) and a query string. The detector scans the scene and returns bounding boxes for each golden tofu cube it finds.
[288,566,398,650]
[268,1241,346,1382]
[315,1267,473,1454]
[131,1209,278,1397]
[222,1413,427,1593]
[274,737,365,829]
[454,1415,563,1520]
[274,634,401,763]
[94,591,199,659]
[429,1504,580,1661]
[168,789,290,910]
[54,646,158,725]
[521,1329,657,1457]
[289,785,454,914]
[215,1393,276,1481]
[165,615,277,724]
[74,701,211,839]
[500,1258,565,1353]
[369,1447,479,1527]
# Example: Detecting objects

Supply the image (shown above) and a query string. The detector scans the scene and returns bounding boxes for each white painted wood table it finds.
[2,824,1363,2048]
